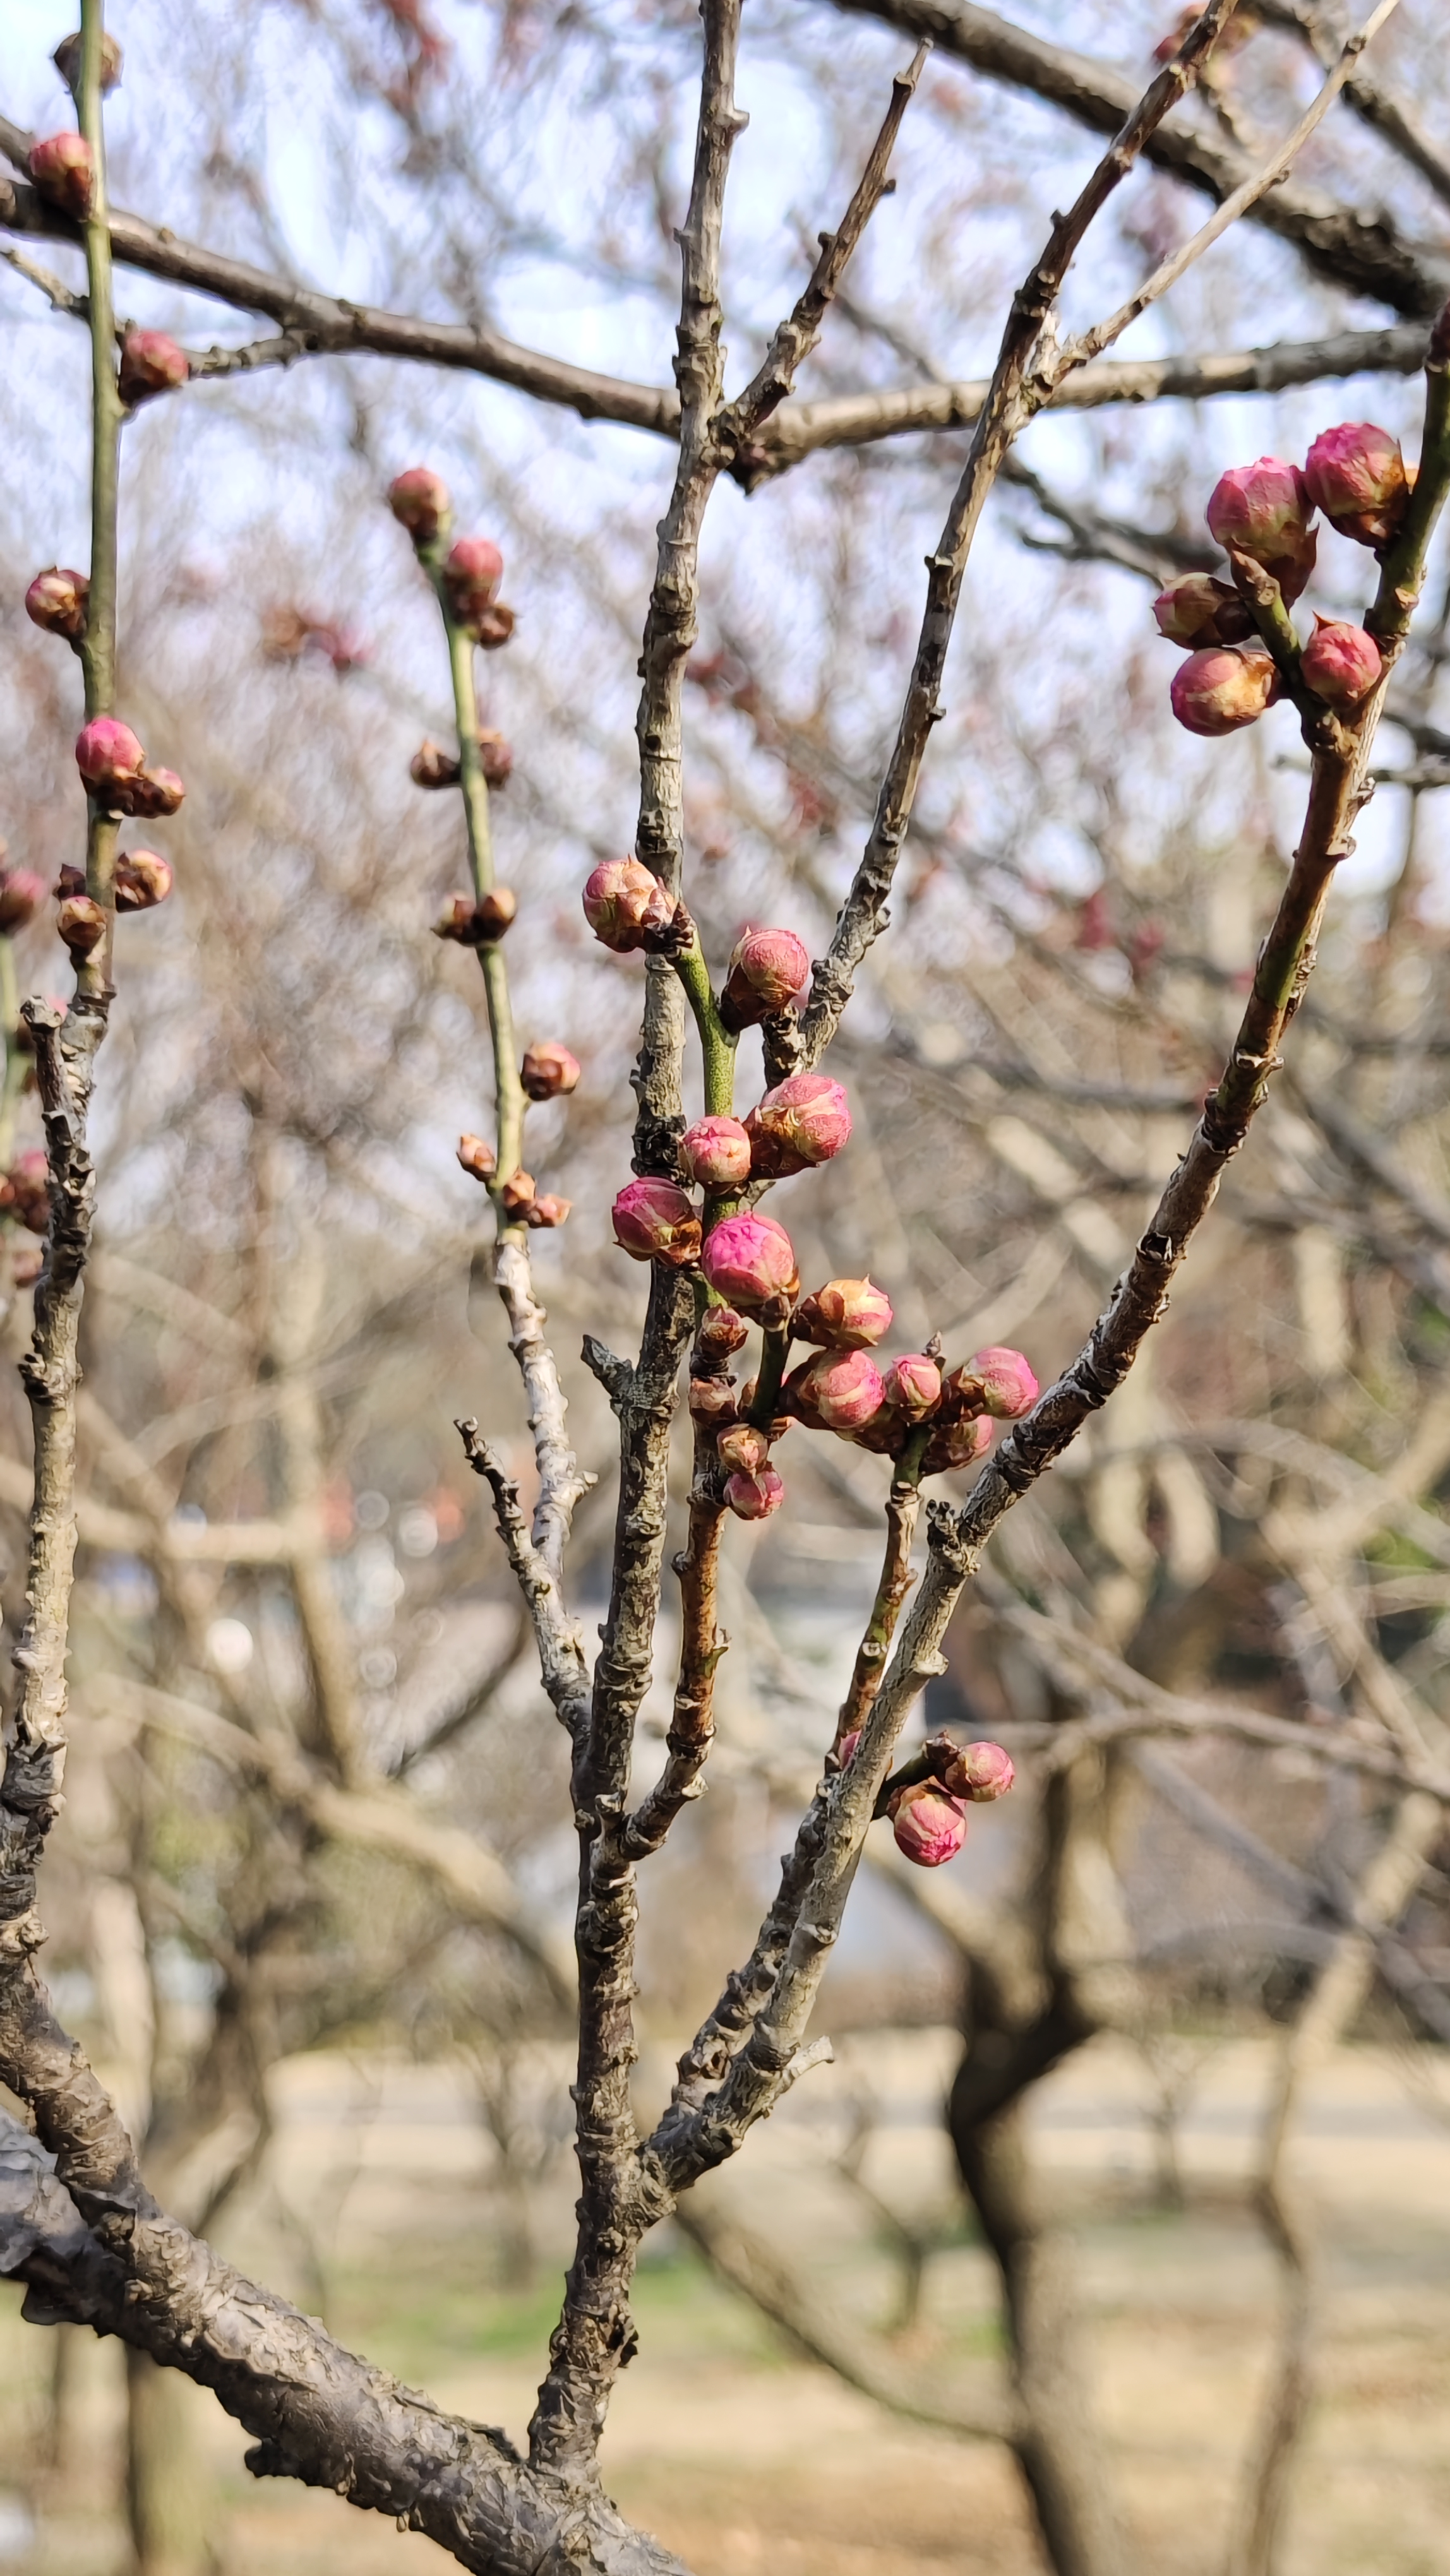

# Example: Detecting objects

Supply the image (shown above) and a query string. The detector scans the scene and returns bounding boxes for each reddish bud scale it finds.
[794,1277,892,1349]
[725,1464,784,1522]
[125,767,185,820]
[700,1212,798,1313]
[474,602,516,652]
[521,1042,580,1102]
[57,893,105,956]
[525,1193,570,1229]
[613,1177,702,1268]
[434,888,517,945]
[499,1169,536,1217]
[25,567,89,640]
[1300,617,1382,710]
[28,131,93,218]
[1170,647,1278,739]
[114,850,172,912]
[923,1414,993,1476]
[696,1305,750,1363]
[687,1374,738,1425]
[745,1073,851,1178]
[1151,573,1254,650]
[680,1114,752,1191]
[889,1780,968,1868]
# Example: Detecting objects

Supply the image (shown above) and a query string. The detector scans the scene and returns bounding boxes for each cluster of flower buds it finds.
[1161,427,1405,739]
[885,1737,1016,1869]
[719,926,810,1032]
[118,330,189,405]
[25,567,88,642]
[434,887,517,945]
[74,719,185,819]
[0,1150,49,1236]
[582,857,686,955]
[410,730,512,790]
[28,130,93,218]
[456,1146,568,1224]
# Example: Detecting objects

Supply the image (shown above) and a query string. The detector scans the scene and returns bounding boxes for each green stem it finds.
[1371,359,1450,651]
[76,0,123,1000]
[746,1324,791,1432]
[423,548,525,1222]
[672,941,736,1118]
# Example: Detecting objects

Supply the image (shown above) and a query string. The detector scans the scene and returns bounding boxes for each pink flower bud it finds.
[688,1373,738,1424]
[1299,615,1382,710]
[25,567,88,641]
[0,871,47,934]
[794,1277,892,1349]
[57,893,105,956]
[696,1306,749,1362]
[75,717,145,789]
[889,1779,968,1868]
[525,1193,571,1229]
[118,330,189,403]
[744,1074,851,1179]
[125,766,185,819]
[882,1353,942,1420]
[582,857,676,954]
[798,1349,886,1433]
[114,849,172,912]
[725,1464,785,1522]
[388,467,451,541]
[923,1414,993,1476]
[942,1741,1016,1804]
[701,1212,798,1313]
[1151,573,1254,649]
[1303,421,1411,548]
[3,1150,50,1236]
[966,1347,1040,1420]
[680,1114,752,1191]
[1206,457,1317,600]
[613,1177,702,1268]
[717,1422,768,1474]
[443,536,505,629]
[719,925,810,1030]
[521,1042,580,1102]
[28,131,93,218]
[1170,647,1278,738]
[457,1133,496,1182]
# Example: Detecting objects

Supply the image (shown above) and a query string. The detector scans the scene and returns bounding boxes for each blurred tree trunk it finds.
[126,2347,209,2576]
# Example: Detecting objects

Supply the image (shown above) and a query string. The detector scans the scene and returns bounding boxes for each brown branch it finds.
[455,1421,592,1743]
[824,0,1444,316]
[621,1424,727,1861]
[833,1458,925,1755]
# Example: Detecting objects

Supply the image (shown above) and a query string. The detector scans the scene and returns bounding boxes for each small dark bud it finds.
[25,567,89,640]
[123,766,186,820]
[57,892,105,955]
[521,1042,581,1101]
[114,849,173,912]
[55,866,87,900]
[410,739,460,789]
[457,1133,496,1182]
[473,601,516,651]
[500,1168,536,1216]
[119,330,189,405]
[53,29,123,93]
[688,1374,738,1424]
[474,886,517,939]
[695,1304,750,1363]
[524,1193,571,1229]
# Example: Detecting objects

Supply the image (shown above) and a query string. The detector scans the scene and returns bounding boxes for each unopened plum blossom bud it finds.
[53,30,123,93]
[966,1347,1040,1419]
[3,1150,50,1236]
[680,1114,752,1190]
[28,131,93,218]
[474,601,516,651]
[798,1349,886,1433]
[942,1741,1016,1804]
[725,1464,784,1522]
[57,893,105,956]
[114,849,172,912]
[1170,647,1278,739]
[613,1177,702,1268]
[889,1779,968,1868]
[582,857,676,954]
[126,766,185,819]
[476,887,517,939]
[119,330,189,403]
[883,1353,942,1420]
[719,925,810,1031]
[388,466,451,541]
[478,730,512,787]
[499,1168,536,1216]
[923,1414,993,1475]
[696,1305,750,1363]
[457,1133,496,1182]
[717,1422,768,1474]
[522,1042,580,1102]
[688,1373,738,1424]
[410,739,459,789]
[0,871,47,933]
[701,1212,798,1313]
[1300,615,1382,710]
[443,537,504,628]
[525,1193,571,1229]
[435,888,517,945]
[75,716,145,789]
[1304,421,1411,548]
[25,567,89,640]
[745,1073,851,1178]
[1206,457,1317,601]
[795,1277,892,1349]
[1151,573,1254,649]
